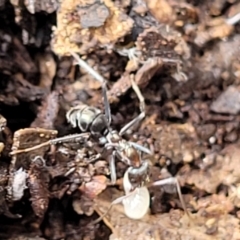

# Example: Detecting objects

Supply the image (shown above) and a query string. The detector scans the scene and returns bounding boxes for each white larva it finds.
[12,167,28,201]
[122,168,150,219]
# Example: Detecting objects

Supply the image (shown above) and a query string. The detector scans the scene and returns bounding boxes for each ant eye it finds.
[99,137,107,145]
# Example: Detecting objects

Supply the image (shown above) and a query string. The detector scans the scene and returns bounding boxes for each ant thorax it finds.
[106,130,121,143]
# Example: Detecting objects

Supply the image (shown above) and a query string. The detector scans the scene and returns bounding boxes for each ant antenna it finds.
[70,51,111,124]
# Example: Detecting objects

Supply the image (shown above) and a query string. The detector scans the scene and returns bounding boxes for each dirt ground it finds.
[0,0,240,239]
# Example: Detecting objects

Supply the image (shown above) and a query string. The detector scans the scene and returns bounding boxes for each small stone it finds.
[210,86,240,114]
[183,150,194,163]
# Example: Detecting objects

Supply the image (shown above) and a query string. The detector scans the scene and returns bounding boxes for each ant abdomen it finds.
[66,105,109,136]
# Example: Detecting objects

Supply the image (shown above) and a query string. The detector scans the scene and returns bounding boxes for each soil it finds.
[1,0,240,239]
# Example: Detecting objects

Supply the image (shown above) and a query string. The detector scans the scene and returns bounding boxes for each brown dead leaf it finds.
[7,128,57,202]
[135,58,163,87]
[108,72,131,103]
[11,128,58,154]
[108,58,164,103]
[28,157,50,220]
[80,175,108,199]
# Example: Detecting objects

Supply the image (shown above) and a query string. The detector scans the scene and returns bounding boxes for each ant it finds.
[66,52,153,184]
[11,52,152,185]
[66,53,189,220]
[10,52,189,219]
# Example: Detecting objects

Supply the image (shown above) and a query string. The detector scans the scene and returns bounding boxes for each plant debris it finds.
[0,0,240,239]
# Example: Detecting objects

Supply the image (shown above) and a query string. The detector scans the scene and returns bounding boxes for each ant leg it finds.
[105,144,132,166]
[31,156,46,166]
[10,140,52,155]
[91,189,138,225]
[64,167,76,177]
[150,177,190,217]
[70,51,106,83]
[70,51,111,124]
[50,132,90,144]
[128,141,153,155]
[10,133,90,155]
[109,151,117,184]
[130,74,145,113]
[119,75,145,136]
[102,80,111,125]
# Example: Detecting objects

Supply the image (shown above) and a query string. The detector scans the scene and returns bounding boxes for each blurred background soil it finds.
[0,0,240,239]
